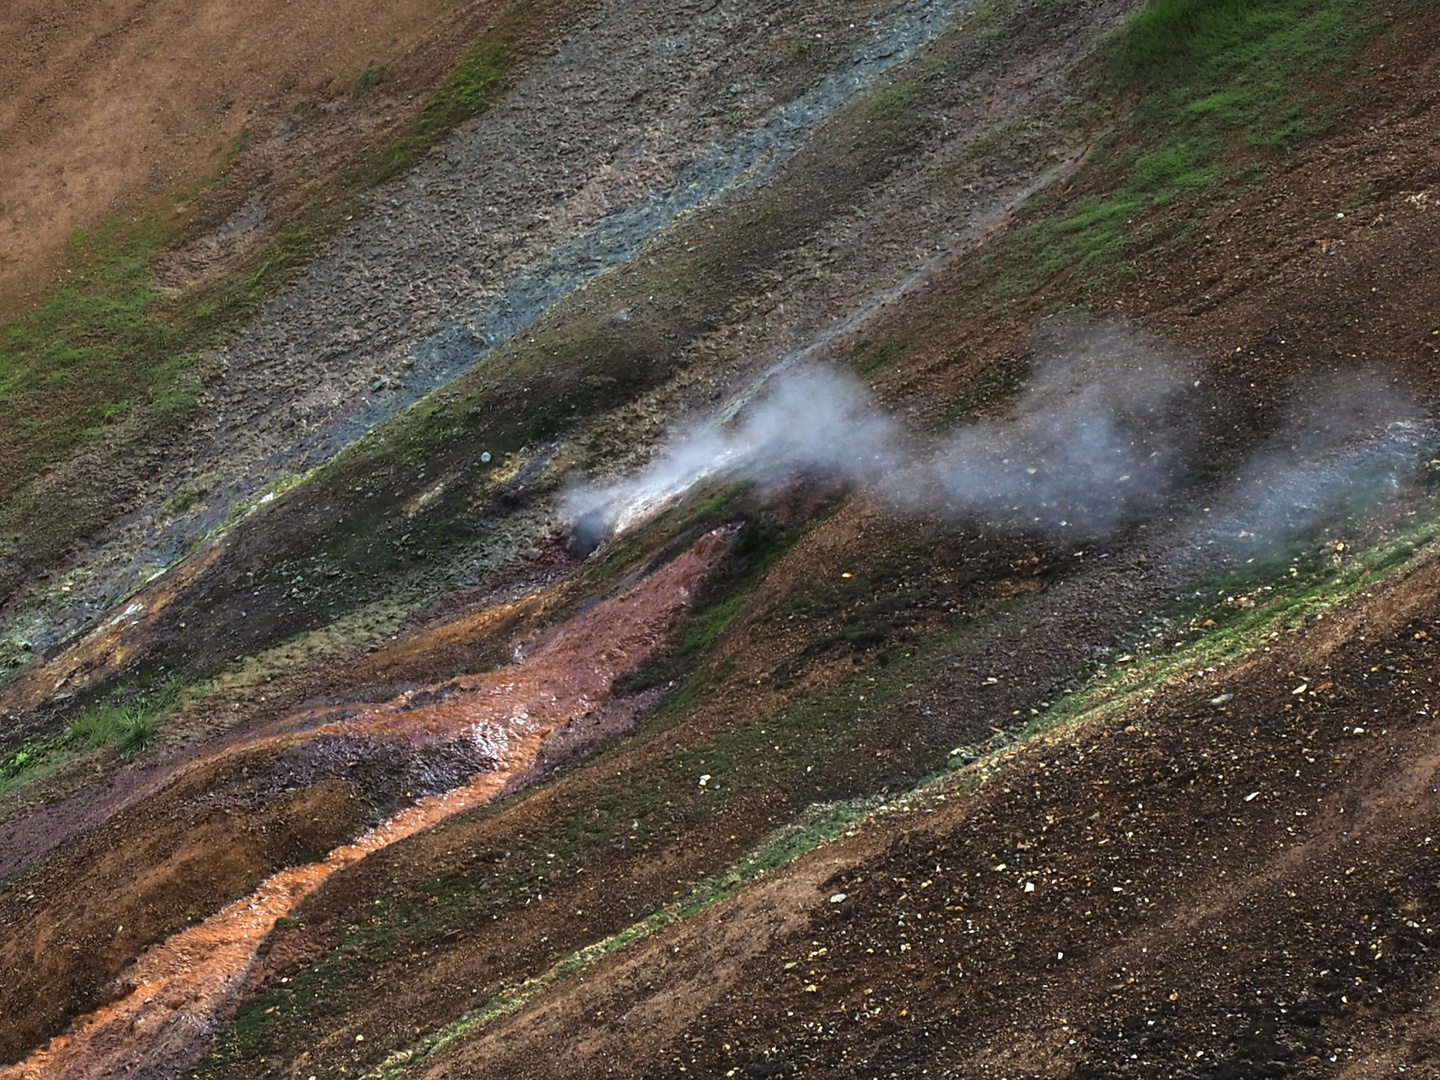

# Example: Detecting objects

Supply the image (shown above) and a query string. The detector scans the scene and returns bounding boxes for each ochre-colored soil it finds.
[435,556,1440,1077]
[0,528,731,1072]
[0,0,469,316]
[216,17,1440,1078]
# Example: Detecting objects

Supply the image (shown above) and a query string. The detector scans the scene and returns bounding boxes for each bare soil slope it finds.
[0,0,466,315]
[1,2,1439,1080]
[439,559,1440,1078]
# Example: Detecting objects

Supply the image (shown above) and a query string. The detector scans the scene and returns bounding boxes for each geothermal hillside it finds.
[2,0,1439,1076]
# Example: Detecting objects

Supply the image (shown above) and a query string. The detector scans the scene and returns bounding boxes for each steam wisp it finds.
[1202,370,1429,553]
[563,326,1431,556]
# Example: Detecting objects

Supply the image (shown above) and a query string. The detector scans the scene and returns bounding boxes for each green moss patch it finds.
[1001,0,1377,289]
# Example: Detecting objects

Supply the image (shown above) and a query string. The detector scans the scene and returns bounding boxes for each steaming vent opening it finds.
[567,509,615,558]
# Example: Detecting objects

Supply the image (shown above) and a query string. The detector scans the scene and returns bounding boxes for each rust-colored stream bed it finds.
[1,529,733,1080]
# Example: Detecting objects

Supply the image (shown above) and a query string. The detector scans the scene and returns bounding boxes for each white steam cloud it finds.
[563,325,1430,556]
[1200,369,1429,555]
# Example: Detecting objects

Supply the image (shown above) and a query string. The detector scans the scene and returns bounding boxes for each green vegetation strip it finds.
[362,797,882,1079]
[996,0,1376,291]
[362,520,1440,1075]
[0,677,187,797]
[914,516,1440,800]
[0,21,518,511]
[195,509,1440,1073]
[0,216,193,494]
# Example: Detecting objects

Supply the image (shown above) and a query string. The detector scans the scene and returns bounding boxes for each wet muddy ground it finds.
[0,530,732,1074]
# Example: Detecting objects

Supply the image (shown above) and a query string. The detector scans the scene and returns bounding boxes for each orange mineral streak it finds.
[351,592,547,682]
[1,527,734,1080]
[0,540,227,715]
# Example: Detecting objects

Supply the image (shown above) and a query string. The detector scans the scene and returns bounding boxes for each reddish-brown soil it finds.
[199,17,1440,1079]
[2,3,1440,1080]
[0,528,731,1071]
[433,554,1440,1078]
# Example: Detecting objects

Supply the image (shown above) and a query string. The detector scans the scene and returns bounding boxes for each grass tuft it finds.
[0,677,186,796]
[0,17,520,599]
[345,34,512,190]
[0,217,186,495]
[359,796,882,1079]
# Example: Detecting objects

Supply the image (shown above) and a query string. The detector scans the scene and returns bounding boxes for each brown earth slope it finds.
[177,13,1440,1079]
[0,0,476,316]
[433,555,1440,1079]
[0,3,1439,1080]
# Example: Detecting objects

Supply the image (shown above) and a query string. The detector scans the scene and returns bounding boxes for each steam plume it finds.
[1201,369,1428,554]
[563,325,1429,555]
